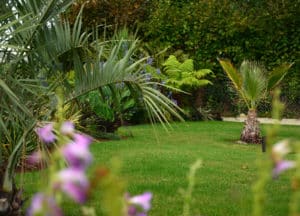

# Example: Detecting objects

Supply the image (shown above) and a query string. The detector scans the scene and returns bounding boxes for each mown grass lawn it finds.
[20,121,300,216]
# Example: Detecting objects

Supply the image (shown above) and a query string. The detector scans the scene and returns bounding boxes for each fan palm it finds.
[0,1,183,215]
[219,59,292,144]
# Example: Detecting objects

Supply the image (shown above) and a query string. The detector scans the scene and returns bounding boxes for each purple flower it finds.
[127,192,152,216]
[26,151,43,165]
[146,57,153,65]
[54,168,89,203]
[27,193,62,216]
[73,133,93,147]
[129,192,152,211]
[273,160,295,179]
[60,121,75,136]
[128,205,147,216]
[35,124,56,143]
[62,139,92,169]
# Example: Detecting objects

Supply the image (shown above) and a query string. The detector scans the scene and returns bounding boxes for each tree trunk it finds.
[240,109,262,144]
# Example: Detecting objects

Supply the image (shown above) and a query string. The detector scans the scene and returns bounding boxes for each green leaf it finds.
[218,58,242,91]
[267,62,293,91]
[240,61,266,108]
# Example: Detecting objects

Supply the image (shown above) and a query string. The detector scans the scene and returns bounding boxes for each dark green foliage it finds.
[63,0,299,117]
[80,86,137,134]
[141,0,300,117]
[64,0,153,35]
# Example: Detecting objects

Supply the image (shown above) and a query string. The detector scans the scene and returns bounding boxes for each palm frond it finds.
[267,62,293,91]
[66,38,183,126]
[218,58,242,91]
[240,60,266,108]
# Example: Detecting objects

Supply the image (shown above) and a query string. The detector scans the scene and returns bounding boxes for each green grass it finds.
[19,121,300,216]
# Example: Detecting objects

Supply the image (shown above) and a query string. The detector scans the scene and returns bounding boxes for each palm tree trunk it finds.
[240,109,262,144]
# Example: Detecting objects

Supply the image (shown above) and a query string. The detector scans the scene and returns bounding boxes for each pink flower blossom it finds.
[273,160,295,179]
[73,133,93,146]
[127,192,152,216]
[35,124,55,143]
[26,151,43,165]
[54,168,89,203]
[60,121,75,136]
[27,193,62,216]
[61,133,93,169]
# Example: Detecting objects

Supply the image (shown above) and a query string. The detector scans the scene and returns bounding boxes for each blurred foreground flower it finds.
[35,123,55,143]
[26,151,44,165]
[272,140,295,179]
[60,121,75,136]
[29,120,93,216]
[127,192,152,216]
[62,133,93,169]
[54,167,89,204]
[27,193,62,216]
[273,160,295,179]
[272,140,290,162]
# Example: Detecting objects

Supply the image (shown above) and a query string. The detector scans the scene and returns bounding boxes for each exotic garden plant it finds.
[0,1,182,215]
[218,59,292,144]
[145,54,214,119]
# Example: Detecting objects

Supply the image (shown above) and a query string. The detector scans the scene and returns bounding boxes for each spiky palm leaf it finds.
[66,38,184,129]
[240,61,267,109]
[267,62,293,91]
[0,0,73,205]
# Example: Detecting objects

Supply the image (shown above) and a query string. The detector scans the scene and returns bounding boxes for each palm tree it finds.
[0,1,183,215]
[218,59,292,144]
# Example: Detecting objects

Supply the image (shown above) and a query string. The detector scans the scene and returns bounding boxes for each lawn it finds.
[20,121,300,216]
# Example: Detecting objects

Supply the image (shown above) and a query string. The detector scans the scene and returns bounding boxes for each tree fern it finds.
[162,55,213,91]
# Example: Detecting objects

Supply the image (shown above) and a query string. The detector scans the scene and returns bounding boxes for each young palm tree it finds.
[219,59,292,144]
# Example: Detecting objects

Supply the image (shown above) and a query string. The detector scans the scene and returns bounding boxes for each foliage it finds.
[64,0,153,35]
[140,0,300,117]
[161,55,213,91]
[80,86,136,134]
[62,0,300,117]
[0,0,74,197]
[145,54,214,120]
[0,1,183,214]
